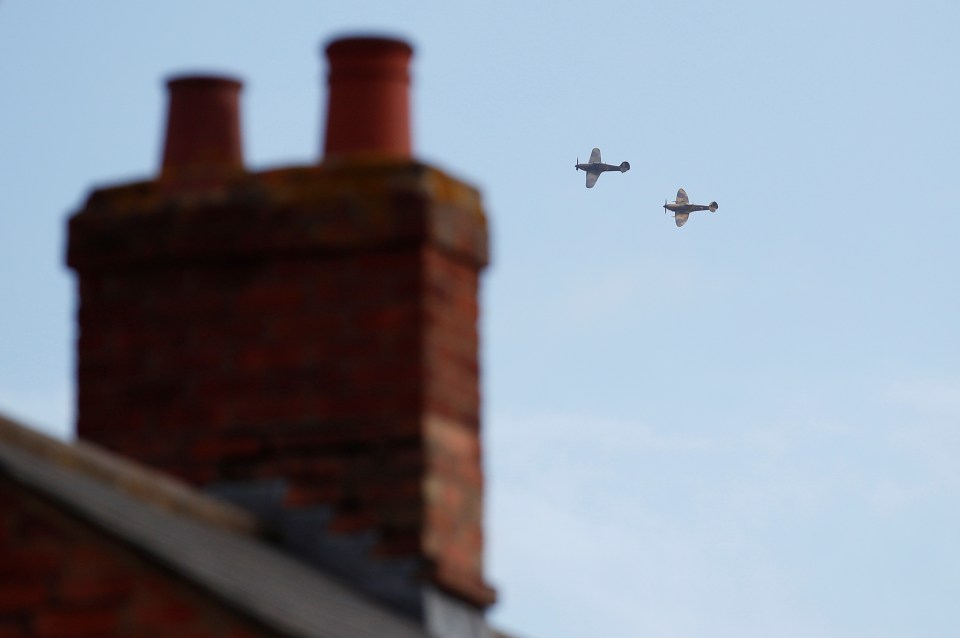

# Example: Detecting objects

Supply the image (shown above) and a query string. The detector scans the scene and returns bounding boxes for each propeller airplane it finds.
[575,148,630,188]
[663,188,718,227]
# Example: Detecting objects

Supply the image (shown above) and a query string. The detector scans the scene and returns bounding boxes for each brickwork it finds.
[67,161,495,607]
[0,479,275,638]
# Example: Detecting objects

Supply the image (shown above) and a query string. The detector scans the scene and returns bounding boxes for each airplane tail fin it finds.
[619,161,630,173]
[708,201,718,212]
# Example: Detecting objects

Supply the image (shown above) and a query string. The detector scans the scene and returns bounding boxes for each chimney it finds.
[323,37,413,158]
[161,75,243,177]
[67,36,495,622]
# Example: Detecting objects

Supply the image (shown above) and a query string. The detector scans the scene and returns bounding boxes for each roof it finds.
[0,414,431,638]
[0,414,259,534]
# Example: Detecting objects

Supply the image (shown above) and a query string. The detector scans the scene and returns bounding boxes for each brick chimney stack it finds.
[67,36,495,621]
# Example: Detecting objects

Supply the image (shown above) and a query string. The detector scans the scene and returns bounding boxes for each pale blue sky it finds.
[2,2,960,636]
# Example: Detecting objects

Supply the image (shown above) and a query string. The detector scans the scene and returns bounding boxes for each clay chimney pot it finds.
[161,75,244,177]
[323,36,413,159]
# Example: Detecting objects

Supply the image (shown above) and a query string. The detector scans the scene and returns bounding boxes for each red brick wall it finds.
[75,250,424,487]
[0,479,277,638]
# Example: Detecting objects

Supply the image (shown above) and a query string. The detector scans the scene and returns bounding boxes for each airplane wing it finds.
[588,148,601,164]
[674,212,689,227]
[675,188,689,205]
[586,172,600,188]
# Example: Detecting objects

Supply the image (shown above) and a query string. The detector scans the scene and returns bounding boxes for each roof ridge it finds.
[0,413,260,536]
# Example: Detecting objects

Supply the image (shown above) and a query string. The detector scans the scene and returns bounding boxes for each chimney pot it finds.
[323,36,413,159]
[161,75,244,177]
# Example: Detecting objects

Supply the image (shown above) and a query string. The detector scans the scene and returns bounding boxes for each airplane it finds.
[575,148,630,188]
[663,188,718,227]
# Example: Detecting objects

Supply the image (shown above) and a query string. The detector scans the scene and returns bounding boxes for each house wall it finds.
[0,479,278,638]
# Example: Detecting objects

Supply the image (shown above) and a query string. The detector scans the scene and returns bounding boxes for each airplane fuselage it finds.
[663,202,713,214]
[576,162,624,174]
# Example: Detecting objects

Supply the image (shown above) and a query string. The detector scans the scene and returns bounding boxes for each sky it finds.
[2,1,960,636]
